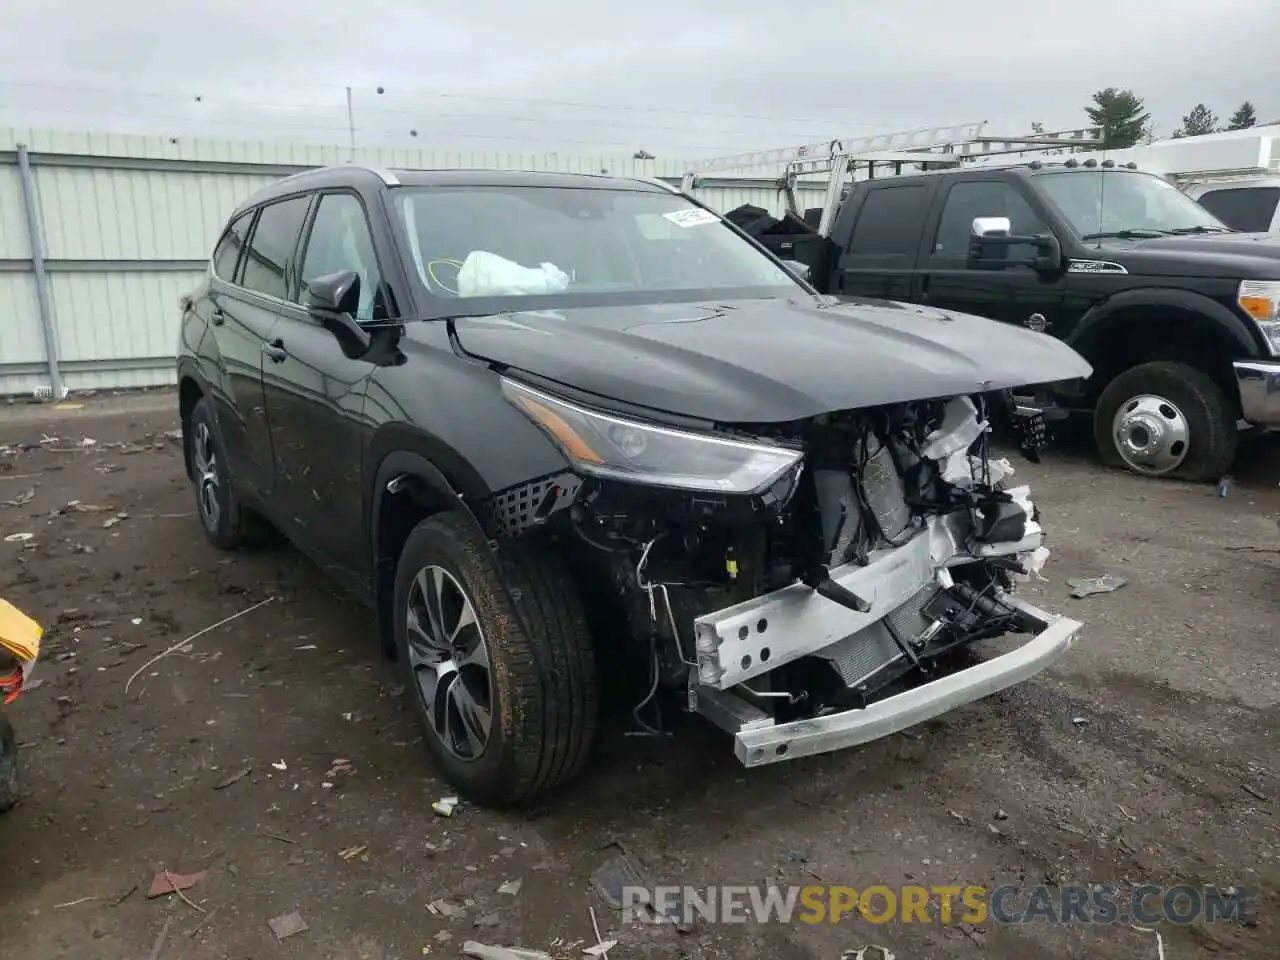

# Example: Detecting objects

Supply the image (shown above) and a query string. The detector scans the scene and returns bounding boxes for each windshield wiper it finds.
[1079,228,1169,241]
[1167,225,1234,235]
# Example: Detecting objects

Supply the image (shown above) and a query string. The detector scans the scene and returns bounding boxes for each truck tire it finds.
[1093,361,1237,482]
[187,398,265,549]
[393,512,598,805]
[0,710,19,813]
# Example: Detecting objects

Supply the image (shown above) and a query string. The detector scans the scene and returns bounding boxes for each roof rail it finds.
[346,162,401,186]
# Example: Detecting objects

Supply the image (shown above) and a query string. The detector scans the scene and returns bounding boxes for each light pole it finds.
[346,86,386,160]
[346,86,356,159]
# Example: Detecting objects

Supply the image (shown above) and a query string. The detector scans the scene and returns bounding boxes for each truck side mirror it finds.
[967,217,1062,274]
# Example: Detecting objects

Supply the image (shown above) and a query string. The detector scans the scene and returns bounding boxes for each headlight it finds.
[501,377,803,494]
[1237,281,1280,355]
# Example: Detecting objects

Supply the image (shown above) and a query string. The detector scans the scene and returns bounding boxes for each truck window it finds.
[1195,187,1280,233]
[845,184,931,261]
[932,181,1046,261]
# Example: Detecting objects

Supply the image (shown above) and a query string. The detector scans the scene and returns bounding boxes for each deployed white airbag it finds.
[456,251,570,298]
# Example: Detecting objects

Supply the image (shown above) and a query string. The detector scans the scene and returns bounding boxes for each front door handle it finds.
[263,338,288,363]
[210,307,225,326]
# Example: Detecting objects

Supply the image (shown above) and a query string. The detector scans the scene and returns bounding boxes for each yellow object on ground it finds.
[0,598,42,703]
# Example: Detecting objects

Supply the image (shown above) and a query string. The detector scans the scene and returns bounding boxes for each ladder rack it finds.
[681,124,1104,235]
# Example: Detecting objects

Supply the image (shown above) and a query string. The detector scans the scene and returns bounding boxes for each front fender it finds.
[1067,287,1263,360]
[367,445,491,563]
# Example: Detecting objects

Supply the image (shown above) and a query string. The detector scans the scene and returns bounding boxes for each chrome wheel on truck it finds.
[1094,361,1237,483]
[1110,393,1190,476]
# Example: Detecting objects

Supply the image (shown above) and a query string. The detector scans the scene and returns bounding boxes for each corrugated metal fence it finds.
[0,127,828,396]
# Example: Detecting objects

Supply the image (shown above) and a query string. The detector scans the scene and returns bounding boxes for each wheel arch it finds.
[1067,289,1255,409]
[365,426,501,657]
[177,360,207,482]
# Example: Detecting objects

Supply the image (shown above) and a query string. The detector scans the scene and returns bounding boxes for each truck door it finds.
[914,179,1065,334]
[830,181,935,301]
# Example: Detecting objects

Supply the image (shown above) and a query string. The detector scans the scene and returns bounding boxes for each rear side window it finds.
[1195,187,1280,233]
[212,210,253,282]
[845,184,931,260]
[241,196,312,300]
[299,193,386,320]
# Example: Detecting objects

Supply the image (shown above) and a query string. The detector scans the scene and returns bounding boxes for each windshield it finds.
[392,185,802,316]
[1034,170,1229,239]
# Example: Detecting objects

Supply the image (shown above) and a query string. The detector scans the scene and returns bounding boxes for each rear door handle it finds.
[262,338,288,363]
[210,307,225,326]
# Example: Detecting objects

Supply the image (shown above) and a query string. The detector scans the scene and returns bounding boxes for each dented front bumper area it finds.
[686,395,1082,767]
[689,526,1081,767]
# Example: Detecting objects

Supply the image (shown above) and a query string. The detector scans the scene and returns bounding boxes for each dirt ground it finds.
[0,391,1277,960]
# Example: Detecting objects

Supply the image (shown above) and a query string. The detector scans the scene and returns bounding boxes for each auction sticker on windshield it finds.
[663,208,720,228]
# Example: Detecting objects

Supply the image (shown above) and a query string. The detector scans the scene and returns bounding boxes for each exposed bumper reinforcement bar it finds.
[695,596,1081,768]
[1235,359,1280,428]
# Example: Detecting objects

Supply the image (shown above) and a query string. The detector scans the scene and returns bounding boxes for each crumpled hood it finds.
[452,295,1092,424]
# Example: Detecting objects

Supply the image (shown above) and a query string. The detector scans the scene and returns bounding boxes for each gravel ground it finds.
[0,392,1277,960]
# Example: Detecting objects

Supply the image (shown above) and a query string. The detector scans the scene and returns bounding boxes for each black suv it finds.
[177,164,1086,803]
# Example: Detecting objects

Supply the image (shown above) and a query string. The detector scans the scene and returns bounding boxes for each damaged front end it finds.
[495,377,1081,767]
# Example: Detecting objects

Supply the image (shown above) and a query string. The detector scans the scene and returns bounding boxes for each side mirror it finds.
[303,270,371,357]
[304,270,361,316]
[972,216,1011,238]
[779,259,811,283]
[967,217,1063,273]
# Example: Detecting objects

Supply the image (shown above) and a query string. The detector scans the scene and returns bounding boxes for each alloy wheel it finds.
[405,565,494,762]
[192,422,221,530]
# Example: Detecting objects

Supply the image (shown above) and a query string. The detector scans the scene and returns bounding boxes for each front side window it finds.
[932,181,1048,261]
[240,195,312,300]
[392,186,801,317]
[212,210,253,282]
[300,194,386,320]
[1035,171,1228,238]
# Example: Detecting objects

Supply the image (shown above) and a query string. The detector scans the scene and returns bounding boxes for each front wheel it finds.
[1093,361,1237,482]
[393,512,598,805]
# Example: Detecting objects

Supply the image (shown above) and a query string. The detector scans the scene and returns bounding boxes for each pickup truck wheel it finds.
[1094,361,1237,482]
[0,711,19,813]
[393,512,598,805]
[187,398,262,549]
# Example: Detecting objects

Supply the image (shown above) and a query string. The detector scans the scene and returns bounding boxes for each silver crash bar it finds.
[688,529,1081,767]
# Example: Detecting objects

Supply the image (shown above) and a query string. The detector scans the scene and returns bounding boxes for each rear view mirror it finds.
[967,217,1063,274]
[304,270,361,316]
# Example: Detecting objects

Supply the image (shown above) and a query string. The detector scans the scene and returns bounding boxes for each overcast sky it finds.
[2,0,1277,160]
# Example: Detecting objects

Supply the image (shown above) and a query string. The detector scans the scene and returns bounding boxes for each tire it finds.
[1093,361,1237,483]
[187,397,260,549]
[393,512,598,805]
[0,711,19,814]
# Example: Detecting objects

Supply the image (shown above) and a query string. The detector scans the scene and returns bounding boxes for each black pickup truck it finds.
[747,162,1280,482]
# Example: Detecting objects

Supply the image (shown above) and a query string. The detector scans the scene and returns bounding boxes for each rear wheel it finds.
[187,398,262,549]
[1093,361,1237,482]
[394,512,598,805]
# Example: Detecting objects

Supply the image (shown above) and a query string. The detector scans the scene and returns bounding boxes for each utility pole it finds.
[345,86,356,160]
